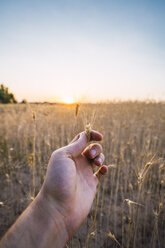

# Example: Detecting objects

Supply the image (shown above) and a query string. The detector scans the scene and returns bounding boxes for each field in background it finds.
[0,102,165,248]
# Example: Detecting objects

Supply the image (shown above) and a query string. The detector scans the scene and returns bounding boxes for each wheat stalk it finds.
[85,123,92,142]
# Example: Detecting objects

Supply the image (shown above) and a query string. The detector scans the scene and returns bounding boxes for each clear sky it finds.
[0,0,165,102]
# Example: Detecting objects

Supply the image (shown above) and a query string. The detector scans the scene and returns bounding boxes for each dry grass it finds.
[0,101,165,248]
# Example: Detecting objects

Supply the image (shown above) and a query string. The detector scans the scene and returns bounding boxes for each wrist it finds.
[39,187,77,239]
[33,191,69,248]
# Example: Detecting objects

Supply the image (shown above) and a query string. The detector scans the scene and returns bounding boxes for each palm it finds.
[44,152,96,234]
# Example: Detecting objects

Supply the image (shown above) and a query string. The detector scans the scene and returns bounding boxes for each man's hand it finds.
[0,130,108,248]
[41,130,108,238]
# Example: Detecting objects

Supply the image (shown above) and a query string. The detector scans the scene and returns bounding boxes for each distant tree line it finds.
[0,84,17,103]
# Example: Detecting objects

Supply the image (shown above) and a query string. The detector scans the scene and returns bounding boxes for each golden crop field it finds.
[0,102,165,248]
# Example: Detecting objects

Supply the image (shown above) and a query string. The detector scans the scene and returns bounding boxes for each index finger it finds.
[67,130,103,158]
[70,130,103,144]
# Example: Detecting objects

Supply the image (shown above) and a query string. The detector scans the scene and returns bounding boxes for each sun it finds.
[61,96,74,104]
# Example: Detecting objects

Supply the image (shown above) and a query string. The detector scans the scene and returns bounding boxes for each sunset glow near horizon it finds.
[0,0,165,103]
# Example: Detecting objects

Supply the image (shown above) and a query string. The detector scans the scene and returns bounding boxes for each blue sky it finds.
[0,0,165,102]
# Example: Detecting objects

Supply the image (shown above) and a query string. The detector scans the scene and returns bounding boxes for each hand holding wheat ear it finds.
[0,130,108,248]
[41,129,108,239]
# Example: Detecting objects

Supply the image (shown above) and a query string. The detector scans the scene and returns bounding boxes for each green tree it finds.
[0,84,17,103]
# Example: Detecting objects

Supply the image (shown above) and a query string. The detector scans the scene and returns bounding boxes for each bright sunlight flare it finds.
[61,96,74,104]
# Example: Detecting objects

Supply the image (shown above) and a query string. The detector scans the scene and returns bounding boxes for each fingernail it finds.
[100,166,108,175]
[90,149,96,157]
[97,157,102,164]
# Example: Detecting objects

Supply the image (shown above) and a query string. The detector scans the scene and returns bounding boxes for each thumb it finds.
[66,132,88,157]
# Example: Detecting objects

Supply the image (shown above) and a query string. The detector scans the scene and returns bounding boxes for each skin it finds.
[0,130,108,248]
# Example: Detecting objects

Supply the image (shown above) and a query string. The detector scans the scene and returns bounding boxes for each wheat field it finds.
[0,102,165,248]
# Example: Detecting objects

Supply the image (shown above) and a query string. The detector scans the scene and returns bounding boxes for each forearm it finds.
[0,192,69,248]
